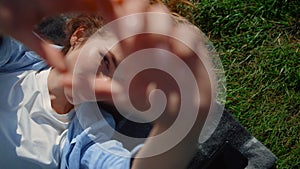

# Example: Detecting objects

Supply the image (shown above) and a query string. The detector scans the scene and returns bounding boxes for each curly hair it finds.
[62,13,104,54]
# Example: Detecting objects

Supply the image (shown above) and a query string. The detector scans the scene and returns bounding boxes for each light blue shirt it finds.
[0,36,48,72]
[60,110,133,169]
[0,37,63,169]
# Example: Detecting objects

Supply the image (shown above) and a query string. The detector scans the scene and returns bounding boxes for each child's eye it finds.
[103,56,110,67]
[100,53,110,71]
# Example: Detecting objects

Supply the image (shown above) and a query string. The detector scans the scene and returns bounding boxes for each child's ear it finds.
[70,26,86,47]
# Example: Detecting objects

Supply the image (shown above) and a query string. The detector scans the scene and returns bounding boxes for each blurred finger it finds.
[112,0,149,17]
[94,78,115,101]
[146,3,172,34]
[63,74,121,104]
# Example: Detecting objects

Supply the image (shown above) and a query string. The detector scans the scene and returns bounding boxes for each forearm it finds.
[131,125,200,169]
[130,43,213,169]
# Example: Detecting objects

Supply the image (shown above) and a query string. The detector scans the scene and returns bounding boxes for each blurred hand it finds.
[65,3,213,123]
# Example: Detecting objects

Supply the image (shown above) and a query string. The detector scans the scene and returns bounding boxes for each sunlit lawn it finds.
[178,0,299,168]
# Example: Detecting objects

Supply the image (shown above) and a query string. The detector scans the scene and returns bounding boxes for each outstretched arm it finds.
[128,34,214,169]
[94,7,215,169]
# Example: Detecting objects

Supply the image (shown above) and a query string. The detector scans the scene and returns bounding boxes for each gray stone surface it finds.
[188,109,277,169]
[241,137,278,169]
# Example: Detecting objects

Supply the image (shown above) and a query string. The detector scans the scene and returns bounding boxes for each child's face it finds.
[63,32,123,104]
[63,29,187,113]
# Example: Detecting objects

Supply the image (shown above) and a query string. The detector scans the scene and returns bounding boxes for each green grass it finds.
[179,0,299,168]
